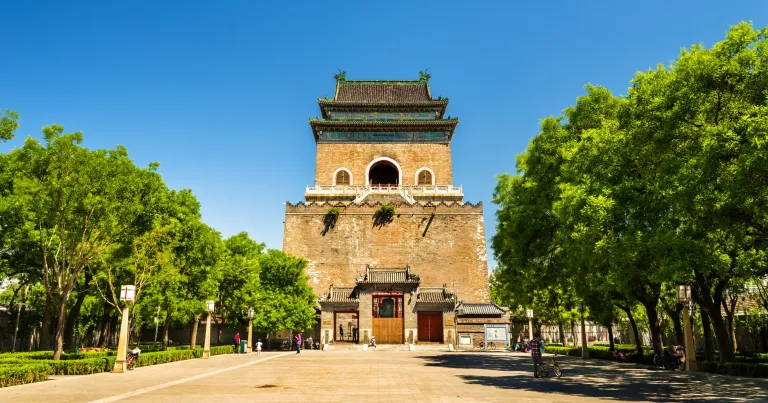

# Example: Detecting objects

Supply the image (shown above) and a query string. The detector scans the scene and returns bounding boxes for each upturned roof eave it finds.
[318,300,360,306]
[356,280,421,285]
[309,118,458,142]
[317,99,449,119]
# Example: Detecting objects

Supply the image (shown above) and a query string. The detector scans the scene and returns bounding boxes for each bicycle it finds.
[537,353,562,378]
[653,353,683,371]
[126,348,140,370]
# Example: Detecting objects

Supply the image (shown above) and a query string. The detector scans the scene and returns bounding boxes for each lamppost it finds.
[203,300,215,359]
[525,309,534,342]
[677,285,697,372]
[578,302,589,359]
[247,307,254,354]
[113,285,136,373]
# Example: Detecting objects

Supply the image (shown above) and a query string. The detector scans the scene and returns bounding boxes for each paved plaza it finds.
[1,351,766,402]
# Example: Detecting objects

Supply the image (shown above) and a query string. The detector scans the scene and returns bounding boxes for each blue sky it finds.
[2,1,766,269]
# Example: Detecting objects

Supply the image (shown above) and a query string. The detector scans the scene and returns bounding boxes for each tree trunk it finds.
[695,272,735,362]
[670,307,684,346]
[618,303,643,358]
[190,314,200,349]
[29,327,36,351]
[53,295,69,360]
[217,319,224,345]
[722,297,739,353]
[108,314,118,348]
[558,320,567,346]
[97,307,112,348]
[608,325,615,351]
[570,319,578,347]
[40,294,51,351]
[162,314,171,350]
[710,311,735,362]
[640,299,663,357]
[63,292,87,350]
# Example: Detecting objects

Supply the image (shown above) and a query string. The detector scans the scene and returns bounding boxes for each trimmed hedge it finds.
[0,364,49,387]
[0,345,234,387]
[135,350,197,367]
[699,361,768,378]
[545,345,768,378]
[0,357,115,376]
[132,345,233,367]
[0,351,114,361]
[544,345,654,365]
[209,345,235,356]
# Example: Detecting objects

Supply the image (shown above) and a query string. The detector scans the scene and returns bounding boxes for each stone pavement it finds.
[1,350,767,402]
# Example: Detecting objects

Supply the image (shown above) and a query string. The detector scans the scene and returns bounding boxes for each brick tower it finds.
[284,72,499,346]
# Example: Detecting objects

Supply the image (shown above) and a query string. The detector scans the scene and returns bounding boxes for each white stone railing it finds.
[306,185,463,197]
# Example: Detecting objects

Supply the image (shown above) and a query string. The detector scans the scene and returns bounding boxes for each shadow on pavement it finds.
[417,353,768,402]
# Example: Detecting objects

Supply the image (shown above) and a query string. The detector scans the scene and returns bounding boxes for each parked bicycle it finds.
[126,347,141,370]
[537,353,562,378]
[653,345,685,371]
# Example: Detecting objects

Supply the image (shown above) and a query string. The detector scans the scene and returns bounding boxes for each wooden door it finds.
[372,318,403,344]
[418,311,443,342]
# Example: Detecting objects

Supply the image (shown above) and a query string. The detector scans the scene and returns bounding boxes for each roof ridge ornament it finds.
[334,69,347,82]
[418,69,431,82]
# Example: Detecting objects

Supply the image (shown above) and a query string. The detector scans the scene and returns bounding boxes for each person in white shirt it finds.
[256,339,263,355]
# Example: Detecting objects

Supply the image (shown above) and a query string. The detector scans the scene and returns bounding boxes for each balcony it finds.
[305,184,464,202]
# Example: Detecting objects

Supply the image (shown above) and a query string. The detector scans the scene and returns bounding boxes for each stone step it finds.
[323,343,453,352]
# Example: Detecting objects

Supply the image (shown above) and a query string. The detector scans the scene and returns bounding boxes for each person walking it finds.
[339,324,344,341]
[530,332,543,378]
[233,332,241,354]
[296,333,302,354]
[256,339,263,355]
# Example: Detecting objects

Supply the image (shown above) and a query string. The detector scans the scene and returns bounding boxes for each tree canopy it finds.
[492,22,768,362]
[0,120,316,357]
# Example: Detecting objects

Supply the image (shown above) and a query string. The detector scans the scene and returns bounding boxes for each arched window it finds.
[335,169,351,185]
[415,168,434,185]
[418,170,432,185]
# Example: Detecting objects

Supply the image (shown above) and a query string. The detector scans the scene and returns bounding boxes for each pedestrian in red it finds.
[234,332,241,354]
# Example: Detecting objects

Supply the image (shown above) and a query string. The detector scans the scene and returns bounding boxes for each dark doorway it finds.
[369,161,399,185]
[418,311,444,342]
[334,311,359,343]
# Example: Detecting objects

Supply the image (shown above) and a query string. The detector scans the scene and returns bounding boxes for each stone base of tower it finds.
[283,199,489,303]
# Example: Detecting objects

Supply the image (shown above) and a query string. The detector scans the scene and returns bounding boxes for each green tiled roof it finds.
[334,79,432,102]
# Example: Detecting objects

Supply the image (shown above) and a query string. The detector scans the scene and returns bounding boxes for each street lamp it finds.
[577,302,589,359]
[203,300,215,359]
[113,285,136,373]
[525,309,534,342]
[677,285,697,372]
[246,307,255,353]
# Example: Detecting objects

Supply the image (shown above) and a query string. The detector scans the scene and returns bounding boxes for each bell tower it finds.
[305,71,463,204]
[284,72,489,304]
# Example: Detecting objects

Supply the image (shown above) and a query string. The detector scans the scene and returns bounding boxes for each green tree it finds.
[0,109,19,142]
[252,250,316,335]
[6,125,158,359]
[492,22,768,362]
[213,232,264,343]
[138,192,222,349]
